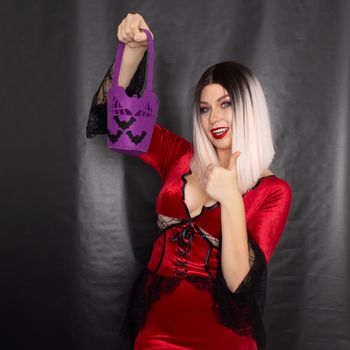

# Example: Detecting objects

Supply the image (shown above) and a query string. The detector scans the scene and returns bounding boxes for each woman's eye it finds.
[200,101,231,114]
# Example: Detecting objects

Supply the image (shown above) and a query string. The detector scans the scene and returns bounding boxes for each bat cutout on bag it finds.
[107,129,123,143]
[125,130,147,145]
[113,115,136,130]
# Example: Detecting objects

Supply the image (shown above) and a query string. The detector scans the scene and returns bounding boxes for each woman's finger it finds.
[207,163,215,172]
[203,174,208,187]
[119,20,130,42]
[227,151,240,171]
[117,23,123,42]
[123,17,135,41]
[129,16,143,37]
[133,31,147,42]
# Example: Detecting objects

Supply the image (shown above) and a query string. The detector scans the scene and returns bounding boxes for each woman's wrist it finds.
[118,46,147,88]
[123,45,147,66]
[219,189,243,207]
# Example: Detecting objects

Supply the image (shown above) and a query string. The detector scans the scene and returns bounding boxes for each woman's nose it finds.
[209,107,221,124]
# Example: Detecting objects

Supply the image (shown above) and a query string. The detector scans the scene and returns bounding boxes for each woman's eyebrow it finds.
[200,94,230,104]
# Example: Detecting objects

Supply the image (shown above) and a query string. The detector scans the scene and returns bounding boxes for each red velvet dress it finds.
[86,52,293,350]
[120,124,292,350]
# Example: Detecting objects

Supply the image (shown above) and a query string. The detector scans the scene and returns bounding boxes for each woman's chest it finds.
[154,163,264,238]
[155,165,194,220]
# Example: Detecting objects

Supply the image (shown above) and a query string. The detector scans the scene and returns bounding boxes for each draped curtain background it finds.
[1,1,349,349]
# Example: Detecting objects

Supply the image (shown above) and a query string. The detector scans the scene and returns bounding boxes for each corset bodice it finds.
[147,213,221,280]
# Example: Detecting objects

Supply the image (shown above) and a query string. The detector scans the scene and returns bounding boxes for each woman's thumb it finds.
[228,151,240,170]
[134,32,145,41]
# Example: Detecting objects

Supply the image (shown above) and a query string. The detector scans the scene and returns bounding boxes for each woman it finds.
[86,13,292,350]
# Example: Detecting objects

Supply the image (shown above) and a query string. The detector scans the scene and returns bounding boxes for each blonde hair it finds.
[190,61,275,195]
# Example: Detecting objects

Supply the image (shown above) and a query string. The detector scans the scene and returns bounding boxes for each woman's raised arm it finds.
[86,13,152,137]
[86,13,193,181]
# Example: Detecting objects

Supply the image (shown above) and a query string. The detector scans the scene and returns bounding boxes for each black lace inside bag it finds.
[86,50,147,138]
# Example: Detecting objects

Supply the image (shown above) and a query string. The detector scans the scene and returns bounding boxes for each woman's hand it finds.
[117,13,154,49]
[204,152,241,203]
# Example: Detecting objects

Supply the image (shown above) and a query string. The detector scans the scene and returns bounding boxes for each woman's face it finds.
[199,83,233,152]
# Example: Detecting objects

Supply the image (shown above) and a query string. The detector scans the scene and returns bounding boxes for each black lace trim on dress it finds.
[119,215,267,349]
[212,237,267,350]
[118,267,214,341]
[86,50,147,138]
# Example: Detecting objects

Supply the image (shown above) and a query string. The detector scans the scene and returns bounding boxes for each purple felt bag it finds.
[107,28,159,155]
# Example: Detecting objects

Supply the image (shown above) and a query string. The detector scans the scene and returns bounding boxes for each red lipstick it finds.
[210,127,229,140]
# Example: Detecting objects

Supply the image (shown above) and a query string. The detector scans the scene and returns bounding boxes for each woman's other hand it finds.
[204,152,241,203]
[117,13,154,49]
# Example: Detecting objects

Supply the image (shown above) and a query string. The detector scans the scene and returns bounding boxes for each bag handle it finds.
[111,28,154,90]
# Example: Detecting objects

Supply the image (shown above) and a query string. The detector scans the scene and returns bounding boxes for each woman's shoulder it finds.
[269,174,292,190]
[263,174,293,202]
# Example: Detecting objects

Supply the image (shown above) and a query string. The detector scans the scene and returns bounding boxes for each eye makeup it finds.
[199,100,231,114]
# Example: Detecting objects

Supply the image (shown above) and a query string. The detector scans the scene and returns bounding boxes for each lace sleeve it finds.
[86,50,147,138]
[213,238,267,349]
[213,180,292,349]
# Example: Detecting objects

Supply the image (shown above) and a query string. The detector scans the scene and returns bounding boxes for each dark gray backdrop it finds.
[1,1,350,349]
